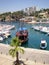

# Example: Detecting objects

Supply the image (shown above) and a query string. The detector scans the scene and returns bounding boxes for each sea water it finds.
[0,21,49,50]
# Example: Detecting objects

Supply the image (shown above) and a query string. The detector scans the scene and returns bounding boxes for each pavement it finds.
[0,43,49,65]
[0,54,49,65]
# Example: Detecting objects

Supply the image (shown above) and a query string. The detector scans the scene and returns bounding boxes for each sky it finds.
[0,0,49,13]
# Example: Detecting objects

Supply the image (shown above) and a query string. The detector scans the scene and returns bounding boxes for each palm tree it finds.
[9,37,24,65]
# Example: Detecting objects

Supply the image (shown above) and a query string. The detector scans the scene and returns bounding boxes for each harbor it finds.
[0,21,49,50]
[0,0,49,65]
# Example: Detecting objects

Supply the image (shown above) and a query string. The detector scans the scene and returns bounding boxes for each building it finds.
[24,8,29,15]
[24,6,36,15]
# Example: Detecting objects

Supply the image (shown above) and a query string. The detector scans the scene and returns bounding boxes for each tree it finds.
[9,37,24,65]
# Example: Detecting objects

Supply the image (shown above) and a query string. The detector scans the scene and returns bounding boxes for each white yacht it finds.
[47,32,49,35]
[32,26,40,31]
[1,30,11,38]
[0,36,3,41]
[40,40,47,49]
[40,27,48,33]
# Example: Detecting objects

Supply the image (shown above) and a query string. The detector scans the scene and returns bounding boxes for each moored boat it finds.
[16,27,28,43]
[0,36,4,41]
[47,32,49,36]
[31,26,42,31]
[40,40,47,49]
[40,27,48,34]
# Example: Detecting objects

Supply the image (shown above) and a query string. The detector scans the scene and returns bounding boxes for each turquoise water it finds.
[0,21,49,50]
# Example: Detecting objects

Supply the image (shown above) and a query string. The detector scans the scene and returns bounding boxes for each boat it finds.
[31,26,43,32]
[32,26,40,31]
[0,36,4,41]
[0,30,11,39]
[32,26,49,34]
[16,27,28,43]
[40,40,47,49]
[40,27,48,34]
[47,32,49,36]
[3,32,11,38]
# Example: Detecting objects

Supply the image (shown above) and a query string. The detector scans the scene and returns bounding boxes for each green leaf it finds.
[17,47,24,54]
[9,37,24,59]
[9,49,16,57]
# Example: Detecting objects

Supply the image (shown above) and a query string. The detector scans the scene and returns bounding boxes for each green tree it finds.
[9,37,24,65]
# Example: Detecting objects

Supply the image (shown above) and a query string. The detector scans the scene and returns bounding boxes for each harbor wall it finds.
[0,43,49,64]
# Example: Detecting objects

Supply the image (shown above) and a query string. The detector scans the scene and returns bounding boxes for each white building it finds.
[24,6,36,15]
